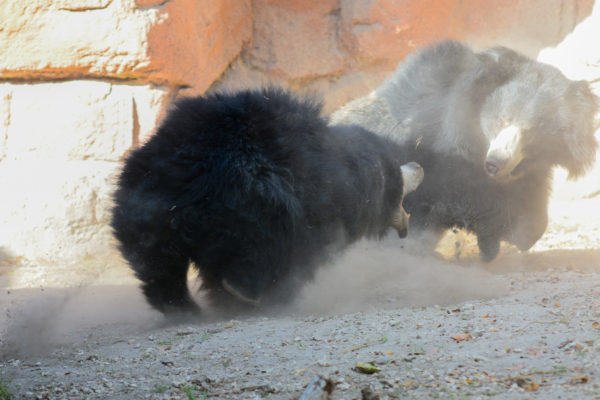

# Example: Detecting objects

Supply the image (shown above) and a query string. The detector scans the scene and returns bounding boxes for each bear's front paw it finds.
[477,234,501,262]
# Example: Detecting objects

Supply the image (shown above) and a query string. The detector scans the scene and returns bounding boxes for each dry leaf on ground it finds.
[451,333,472,343]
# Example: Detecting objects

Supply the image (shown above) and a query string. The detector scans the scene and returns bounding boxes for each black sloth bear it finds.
[331,40,599,261]
[111,87,424,315]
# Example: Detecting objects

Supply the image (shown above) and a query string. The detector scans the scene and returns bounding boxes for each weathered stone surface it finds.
[538,0,600,82]
[0,160,119,264]
[249,0,345,80]
[131,85,170,144]
[340,0,417,68]
[146,0,252,95]
[339,0,595,69]
[0,1,159,80]
[0,0,250,94]
[208,58,278,94]
[538,1,600,202]
[2,82,167,161]
[0,81,167,265]
[305,70,391,114]
[462,0,595,57]
[1,0,593,92]
[0,87,10,161]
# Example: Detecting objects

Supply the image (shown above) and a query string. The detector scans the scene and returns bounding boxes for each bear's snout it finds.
[485,157,502,176]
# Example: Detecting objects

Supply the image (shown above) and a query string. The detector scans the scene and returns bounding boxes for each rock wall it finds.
[538,1,600,201]
[0,0,596,267]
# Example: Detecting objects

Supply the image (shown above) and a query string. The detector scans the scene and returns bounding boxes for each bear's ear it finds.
[560,80,599,179]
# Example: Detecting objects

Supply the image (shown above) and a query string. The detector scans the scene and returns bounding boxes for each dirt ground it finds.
[1,174,600,400]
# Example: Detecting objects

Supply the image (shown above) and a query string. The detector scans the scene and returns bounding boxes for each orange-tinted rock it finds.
[1,0,594,91]
[339,0,595,69]
[0,0,251,94]
[340,0,416,68]
[249,0,345,80]
[145,0,252,94]
[208,58,280,94]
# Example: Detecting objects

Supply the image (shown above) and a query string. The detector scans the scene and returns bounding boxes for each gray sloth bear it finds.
[111,87,423,315]
[332,40,599,261]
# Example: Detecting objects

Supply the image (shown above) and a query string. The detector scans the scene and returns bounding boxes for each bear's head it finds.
[479,61,599,183]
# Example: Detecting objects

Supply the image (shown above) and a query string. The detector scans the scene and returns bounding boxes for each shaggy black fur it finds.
[111,87,422,315]
[332,40,599,261]
[398,147,551,261]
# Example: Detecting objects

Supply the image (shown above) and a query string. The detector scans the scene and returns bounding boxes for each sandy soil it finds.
[1,178,599,400]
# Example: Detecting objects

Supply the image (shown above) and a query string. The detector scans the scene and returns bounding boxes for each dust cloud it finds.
[294,235,508,316]
[0,233,512,359]
[0,266,159,358]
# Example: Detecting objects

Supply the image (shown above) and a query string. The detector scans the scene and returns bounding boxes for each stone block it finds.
[249,0,345,80]
[0,0,159,80]
[146,0,252,95]
[3,82,167,161]
[0,160,120,264]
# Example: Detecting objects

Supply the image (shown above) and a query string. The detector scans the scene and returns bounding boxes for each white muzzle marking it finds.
[486,125,524,178]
